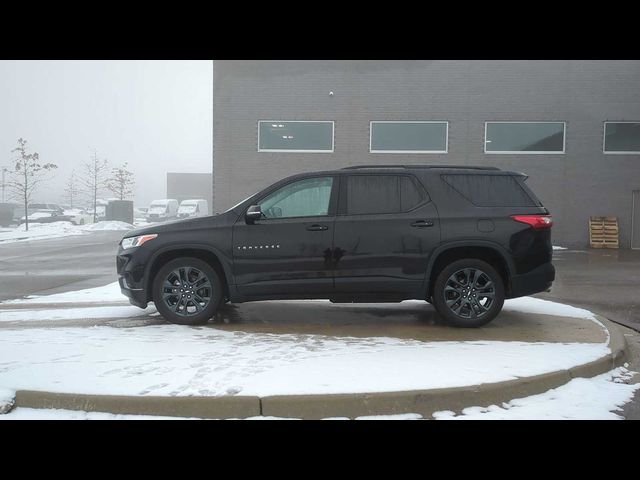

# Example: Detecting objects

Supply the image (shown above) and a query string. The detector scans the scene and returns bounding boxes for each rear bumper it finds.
[509,262,555,299]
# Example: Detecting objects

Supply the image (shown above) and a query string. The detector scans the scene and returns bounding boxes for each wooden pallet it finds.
[589,216,619,249]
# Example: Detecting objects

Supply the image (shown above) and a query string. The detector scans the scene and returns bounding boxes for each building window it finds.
[258,121,334,153]
[604,122,640,154]
[484,122,566,154]
[370,121,448,153]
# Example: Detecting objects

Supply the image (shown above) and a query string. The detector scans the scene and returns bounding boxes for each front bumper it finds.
[509,262,555,298]
[116,246,154,308]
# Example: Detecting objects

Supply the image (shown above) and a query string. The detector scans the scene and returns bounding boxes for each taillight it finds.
[511,215,553,229]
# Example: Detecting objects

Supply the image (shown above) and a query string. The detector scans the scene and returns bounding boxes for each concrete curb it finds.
[4,315,630,419]
[13,391,261,419]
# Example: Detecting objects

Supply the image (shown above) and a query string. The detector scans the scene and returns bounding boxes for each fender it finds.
[422,239,516,295]
[143,242,235,299]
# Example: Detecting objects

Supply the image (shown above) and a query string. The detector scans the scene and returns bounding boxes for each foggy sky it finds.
[0,60,213,207]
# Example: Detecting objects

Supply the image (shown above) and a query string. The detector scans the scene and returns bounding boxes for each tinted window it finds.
[258,121,334,152]
[442,174,536,207]
[485,122,565,153]
[604,122,640,153]
[346,175,400,215]
[370,122,448,152]
[400,176,426,211]
[259,177,333,218]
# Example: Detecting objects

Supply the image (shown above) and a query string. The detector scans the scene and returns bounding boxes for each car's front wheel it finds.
[152,257,223,325]
[432,258,505,328]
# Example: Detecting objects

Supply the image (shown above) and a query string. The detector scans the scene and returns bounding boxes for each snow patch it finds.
[432,367,639,420]
[553,246,567,250]
[0,305,156,322]
[503,296,597,320]
[0,387,16,414]
[0,221,91,244]
[0,325,610,397]
[81,221,134,231]
[2,282,123,305]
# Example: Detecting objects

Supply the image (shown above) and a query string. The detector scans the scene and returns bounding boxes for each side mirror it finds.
[245,205,263,224]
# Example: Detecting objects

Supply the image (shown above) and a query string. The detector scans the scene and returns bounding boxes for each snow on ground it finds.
[433,367,639,420]
[0,221,91,243]
[2,281,122,305]
[553,246,568,250]
[2,368,637,420]
[0,324,609,397]
[502,296,597,320]
[0,221,134,244]
[80,221,133,231]
[0,305,155,322]
[0,387,15,414]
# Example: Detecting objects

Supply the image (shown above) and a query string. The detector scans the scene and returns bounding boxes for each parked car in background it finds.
[177,199,209,219]
[0,203,21,227]
[19,209,68,224]
[27,203,64,216]
[63,208,94,225]
[147,199,179,222]
[134,207,149,223]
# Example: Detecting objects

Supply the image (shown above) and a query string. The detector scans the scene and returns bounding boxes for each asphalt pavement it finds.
[0,231,123,302]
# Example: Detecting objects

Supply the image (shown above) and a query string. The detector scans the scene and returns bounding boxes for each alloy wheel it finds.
[443,268,496,319]
[162,266,212,316]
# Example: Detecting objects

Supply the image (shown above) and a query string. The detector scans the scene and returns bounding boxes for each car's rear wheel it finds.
[432,258,505,328]
[152,257,222,325]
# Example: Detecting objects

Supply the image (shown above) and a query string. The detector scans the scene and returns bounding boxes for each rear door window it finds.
[346,175,400,215]
[441,174,536,207]
[400,175,427,211]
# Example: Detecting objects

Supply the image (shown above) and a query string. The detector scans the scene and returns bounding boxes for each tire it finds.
[152,257,223,325]
[432,258,505,328]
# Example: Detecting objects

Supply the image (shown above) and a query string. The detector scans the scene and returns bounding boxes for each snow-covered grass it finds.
[0,324,610,397]
[1,282,122,305]
[0,221,91,243]
[0,221,134,244]
[433,367,639,420]
[80,221,133,231]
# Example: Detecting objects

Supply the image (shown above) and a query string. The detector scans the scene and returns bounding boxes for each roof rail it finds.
[341,164,501,171]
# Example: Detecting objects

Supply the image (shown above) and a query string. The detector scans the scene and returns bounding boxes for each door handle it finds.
[411,220,434,228]
[306,224,329,231]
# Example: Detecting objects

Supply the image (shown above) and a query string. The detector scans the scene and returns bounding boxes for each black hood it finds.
[123,211,235,238]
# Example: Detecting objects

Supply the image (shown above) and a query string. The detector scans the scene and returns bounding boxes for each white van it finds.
[147,199,179,222]
[177,199,209,219]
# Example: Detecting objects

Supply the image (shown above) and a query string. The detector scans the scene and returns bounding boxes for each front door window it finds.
[259,177,333,219]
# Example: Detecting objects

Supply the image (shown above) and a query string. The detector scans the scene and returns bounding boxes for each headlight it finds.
[121,234,158,249]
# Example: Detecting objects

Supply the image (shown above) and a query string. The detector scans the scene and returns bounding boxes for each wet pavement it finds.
[0,299,608,344]
[0,231,122,302]
[537,248,640,332]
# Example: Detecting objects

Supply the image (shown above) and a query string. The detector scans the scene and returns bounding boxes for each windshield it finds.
[178,204,197,213]
[225,191,259,213]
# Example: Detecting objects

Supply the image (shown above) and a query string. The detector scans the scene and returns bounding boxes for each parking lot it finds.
[0,232,638,419]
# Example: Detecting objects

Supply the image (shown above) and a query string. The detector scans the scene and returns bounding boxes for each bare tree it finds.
[80,149,109,223]
[6,138,57,231]
[106,162,135,201]
[64,170,81,208]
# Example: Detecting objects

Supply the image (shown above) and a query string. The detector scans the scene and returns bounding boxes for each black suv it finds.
[117,165,554,327]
